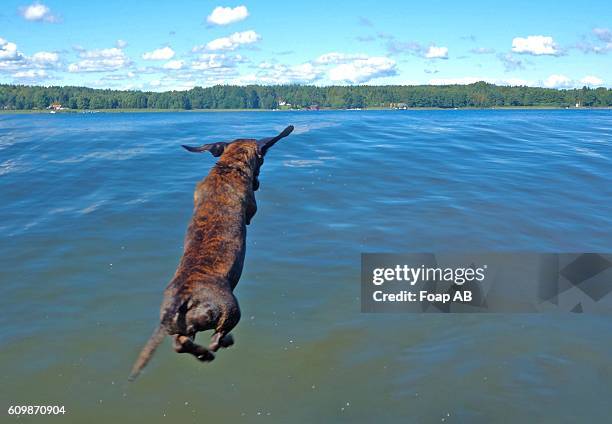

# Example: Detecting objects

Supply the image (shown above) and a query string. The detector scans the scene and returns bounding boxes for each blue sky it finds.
[0,0,610,90]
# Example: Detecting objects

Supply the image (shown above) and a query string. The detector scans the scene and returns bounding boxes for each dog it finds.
[129,125,294,381]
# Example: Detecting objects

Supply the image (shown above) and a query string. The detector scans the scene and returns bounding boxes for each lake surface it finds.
[1,110,611,422]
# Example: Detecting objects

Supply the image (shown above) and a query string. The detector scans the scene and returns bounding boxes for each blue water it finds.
[1,110,611,422]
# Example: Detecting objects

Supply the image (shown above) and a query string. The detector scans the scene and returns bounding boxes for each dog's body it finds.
[129,126,294,380]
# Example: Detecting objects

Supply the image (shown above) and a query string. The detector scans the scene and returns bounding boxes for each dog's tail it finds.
[128,325,166,382]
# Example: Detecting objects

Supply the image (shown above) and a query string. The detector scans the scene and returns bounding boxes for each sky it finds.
[0,0,610,91]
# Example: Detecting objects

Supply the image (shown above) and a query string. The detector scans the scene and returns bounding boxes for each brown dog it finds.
[129,125,294,381]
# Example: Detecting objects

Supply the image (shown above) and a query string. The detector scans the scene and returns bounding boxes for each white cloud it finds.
[146,77,195,91]
[328,56,397,83]
[68,47,130,72]
[543,74,572,88]
[315,52,368,64]
[13,69,48,78]
[0,38,21,61]
[206,5,249,25]
[232,61,324,85]
[99,71,136,82]
[142,46,175,60]
[277,63,320,83]
[243,53,397,85]
[163,60,184,70]
[203,30,261,51]
[0,38,61,73]
[190,54,246,75]
[116,40,128,49]
[0,39,26,73]
[258,61,274,69]
[580,75,604,86]
[386,41,449,59]
[425,46,448,59]
[21,2,59,23]
[31,51,59,66]
[512,35,559,55]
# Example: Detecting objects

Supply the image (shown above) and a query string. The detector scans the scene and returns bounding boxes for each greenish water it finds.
[1,110,611,422]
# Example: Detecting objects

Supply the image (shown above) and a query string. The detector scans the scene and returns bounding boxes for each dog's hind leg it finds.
[173,335,215,362]
[208,332,234,352]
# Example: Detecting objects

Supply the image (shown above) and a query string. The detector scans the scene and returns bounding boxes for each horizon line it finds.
[2,81,609,94]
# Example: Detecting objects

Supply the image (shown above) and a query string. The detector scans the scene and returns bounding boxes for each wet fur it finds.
[129,140,266,380]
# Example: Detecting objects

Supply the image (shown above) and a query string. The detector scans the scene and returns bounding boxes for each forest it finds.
[1,82,610,110]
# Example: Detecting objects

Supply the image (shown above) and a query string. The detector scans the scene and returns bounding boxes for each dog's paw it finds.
[197,351,215,362]
[220,334,234,348]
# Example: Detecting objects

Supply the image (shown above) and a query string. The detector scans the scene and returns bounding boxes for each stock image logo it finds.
[361,253,612,313]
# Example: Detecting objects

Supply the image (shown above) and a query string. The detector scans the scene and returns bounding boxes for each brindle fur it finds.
[129,126,294,381]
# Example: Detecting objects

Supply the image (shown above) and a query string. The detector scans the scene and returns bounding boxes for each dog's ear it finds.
[181,142,228,157]
[256,125,294,155]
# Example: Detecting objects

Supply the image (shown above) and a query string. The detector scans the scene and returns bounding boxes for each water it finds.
[1,110,611,422]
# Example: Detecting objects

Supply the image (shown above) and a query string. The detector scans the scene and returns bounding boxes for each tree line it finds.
[1,82,610,110]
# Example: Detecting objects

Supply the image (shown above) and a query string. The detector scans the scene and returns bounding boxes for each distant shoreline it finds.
[3,82,610,112]
[2,106,611,114]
